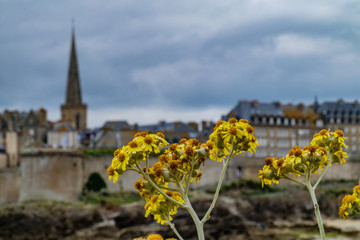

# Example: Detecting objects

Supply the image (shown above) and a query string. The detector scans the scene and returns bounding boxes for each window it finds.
[316,119,323,127]
[284,118,289,126]
[255,148,267,157]
[291,118,296,126]
[75,113,80,130]
[276,117,281,125]
[269,117,274,125]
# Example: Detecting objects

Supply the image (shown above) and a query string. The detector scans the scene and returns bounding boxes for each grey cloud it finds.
[1,0,360,124]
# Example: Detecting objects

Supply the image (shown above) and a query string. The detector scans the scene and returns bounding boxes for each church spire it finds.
[65,28,82,106]
[61,27,87,130]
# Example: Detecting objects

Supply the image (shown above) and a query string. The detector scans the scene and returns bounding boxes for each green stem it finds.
[283,175,306,186]
[166,216,184,240]
[136,162,186,208]
[145,153,149,174]
[306,171,326,240]
[183,194,205,240]
[185,158,195,195]
[201,151,233,224]
[313,158,333,189]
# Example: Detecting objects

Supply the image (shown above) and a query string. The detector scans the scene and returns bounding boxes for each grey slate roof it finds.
[102,121,131,131]
[225,100,284,120]
[139,122,197,134]
[317,100,360,118]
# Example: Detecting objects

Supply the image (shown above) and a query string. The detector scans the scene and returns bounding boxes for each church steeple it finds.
[65,28,82,106]
[61,27,87,130]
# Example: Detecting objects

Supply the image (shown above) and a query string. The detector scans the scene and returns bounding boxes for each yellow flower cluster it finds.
[108,132,169,183]
[134,138,206,224]
[107,119,258,229]
[339,180,360,220]
[162,138,206,185]
[133,234,177,240]
[207,118,258,162]
[144,191,184,224]
[258,129,348,187]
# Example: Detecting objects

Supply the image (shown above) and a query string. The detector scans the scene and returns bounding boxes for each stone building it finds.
[47,121,80,149]
[221,99,360,180]
[60,28,87,131]
[47,28,89,149]
[317,99,360,155]
[222,100,323,159]
[139,121,199,143]
[93,121,137,149]
[0,108,48,148]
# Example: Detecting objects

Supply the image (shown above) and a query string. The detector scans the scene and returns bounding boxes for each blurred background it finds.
[0,1,360,239]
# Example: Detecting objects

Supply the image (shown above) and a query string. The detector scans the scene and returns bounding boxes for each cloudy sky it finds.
[1,1,360,128]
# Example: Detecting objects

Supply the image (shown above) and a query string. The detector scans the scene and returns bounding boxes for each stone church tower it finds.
[61,29,87,130]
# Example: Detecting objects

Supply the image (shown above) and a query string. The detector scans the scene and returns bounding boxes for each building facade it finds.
[317,99,360,155]
[222,100,323,159]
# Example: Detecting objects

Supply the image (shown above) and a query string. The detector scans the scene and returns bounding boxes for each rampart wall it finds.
[0,150,359,205]
[0,168,20,205]
[19,149,83,202]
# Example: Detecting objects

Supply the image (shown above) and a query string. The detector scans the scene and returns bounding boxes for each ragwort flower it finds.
[207,119,258,162]
[339,180,360,220]
[259,129,348,187]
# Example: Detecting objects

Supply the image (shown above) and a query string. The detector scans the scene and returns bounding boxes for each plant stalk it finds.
[201,152,233,224]
[166,217,184,240]
[306,172,326,240]
[184,195,205,240]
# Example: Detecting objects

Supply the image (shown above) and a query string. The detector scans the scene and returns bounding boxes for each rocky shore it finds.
[1,181,359,240]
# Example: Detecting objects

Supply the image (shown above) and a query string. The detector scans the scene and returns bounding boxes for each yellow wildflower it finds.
[353,184,360,197]
[127,140,142,154]
[116,150,130,171]
[333,150,348,164]
[339,205,349,220]
[333,129,347,147]
[139,135,160,153]
[272,158,285,176]
[147,234,164,240]
[258,169,274,187]
[111,156,121,170]
[342,194,356,208]
[107,166,119,183]
[310,129,330,146]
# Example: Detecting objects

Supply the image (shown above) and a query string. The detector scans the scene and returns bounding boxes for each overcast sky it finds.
[1,1,360,128]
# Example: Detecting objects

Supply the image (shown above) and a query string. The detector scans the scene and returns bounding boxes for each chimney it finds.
[201,121,207,131]
[251,99,259,107]
[39,108,47,126]
[174,121,182,128]
[188,122,198,132]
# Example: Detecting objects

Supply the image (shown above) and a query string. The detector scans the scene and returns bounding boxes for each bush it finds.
[84,172,107,192]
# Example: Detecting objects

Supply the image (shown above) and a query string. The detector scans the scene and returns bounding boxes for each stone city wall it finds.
[19,149,83,202]
[1,150,359,205]
[0,168,20,205]
[0,153,7,169]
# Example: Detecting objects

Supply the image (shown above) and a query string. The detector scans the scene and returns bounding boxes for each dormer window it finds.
[284,118,289,126]
[291,118,296,126]
[269,117,274,125]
